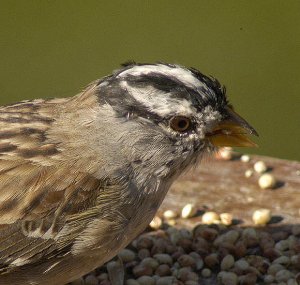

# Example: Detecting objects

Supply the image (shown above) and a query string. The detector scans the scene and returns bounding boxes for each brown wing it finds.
[0,99,105,273]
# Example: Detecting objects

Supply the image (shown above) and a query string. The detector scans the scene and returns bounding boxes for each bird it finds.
[0,62,257,285]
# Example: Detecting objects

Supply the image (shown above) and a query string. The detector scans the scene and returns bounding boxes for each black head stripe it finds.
[96,80,164,124]
[96,63,228,119]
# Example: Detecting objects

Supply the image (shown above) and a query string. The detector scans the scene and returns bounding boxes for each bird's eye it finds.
[170,116,192,132]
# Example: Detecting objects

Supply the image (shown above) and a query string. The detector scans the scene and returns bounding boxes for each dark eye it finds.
[170,116,192,132]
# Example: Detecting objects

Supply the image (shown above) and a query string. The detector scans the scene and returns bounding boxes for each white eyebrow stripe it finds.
[117,64,207,90]
[120,81,196,116]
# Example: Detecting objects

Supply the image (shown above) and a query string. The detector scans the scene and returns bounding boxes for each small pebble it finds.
[241,155,251,162]
[268,264,285,275]
[185,281,199,285]
[238,273,257,285]
[242,228,257,239]
[118,249,136,262]
[202,211,220,224]
[275,269,294,282]
[189,252,204,270]
[97,273,108,282]
[181,203,197,219]
[273,256,290,265]
[156,276,176,285]
[201,268,211,278]
[141,257,159,270]
[177,267,192,281]
[106,260,124,285]
[258,173,276,189]
[264,275,275,283]
[245,169,253,178]
[219,271,238,285]
[132,264,153,277]
[234,259,250,271]
[153,254,173,265]
[291,254,300,266]
[221,254,235,270]
[252,209,271,225]
[177,254,196,268]
[85,275,99,285]
[126,279,140,285]
[220,213,233,225]
[291,225,300,236]
[254,161,268,173]
[186,271,199,282]
[99,280,112,285]
[275,239,289,251]
[136,276,155,285]
[287,279,298,285]
[138,248,150,260]
[155,264,171,276]
[169,231,181,245]
[204,253,219,268]
[163,210,178,219]
[224,230,240,244]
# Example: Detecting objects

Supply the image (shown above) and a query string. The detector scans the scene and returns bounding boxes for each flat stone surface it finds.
[160,154,300,229]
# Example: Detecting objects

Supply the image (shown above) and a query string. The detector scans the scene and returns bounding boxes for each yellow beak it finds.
[207,107,258,147]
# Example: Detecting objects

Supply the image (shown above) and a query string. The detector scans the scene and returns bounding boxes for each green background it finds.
[1,1,299,161]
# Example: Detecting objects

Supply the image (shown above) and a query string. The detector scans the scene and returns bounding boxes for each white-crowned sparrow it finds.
[0,62,257,285]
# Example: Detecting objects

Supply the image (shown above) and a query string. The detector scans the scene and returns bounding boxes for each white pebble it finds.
[252,209,271,225]
[202,211,220,224]
[149,216,162,229]
[245,169,253,178]
[181,203,197,218]
[163,210,178,219]
[218,147,233,160]
[241,155,250,162]
[220,213,233,225]
[258,173,276,189]
[166,219,176,226]
[254,161,268,173]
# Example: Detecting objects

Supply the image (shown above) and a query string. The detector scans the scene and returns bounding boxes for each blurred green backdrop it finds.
[0,1,299,160]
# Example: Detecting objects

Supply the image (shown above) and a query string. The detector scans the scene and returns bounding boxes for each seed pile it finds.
[71,223,300,285]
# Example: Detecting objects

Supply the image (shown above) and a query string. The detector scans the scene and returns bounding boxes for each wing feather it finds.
[0,99,106,273]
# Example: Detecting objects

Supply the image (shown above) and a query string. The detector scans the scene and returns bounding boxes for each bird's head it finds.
[92,63,257,178]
